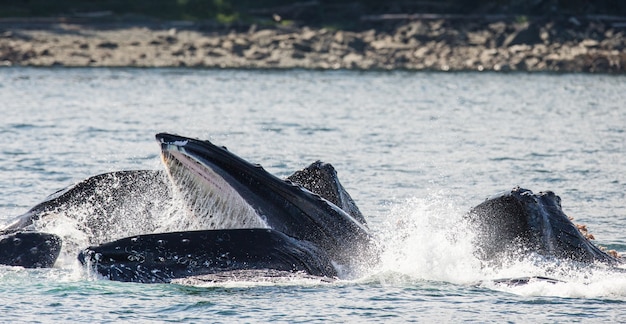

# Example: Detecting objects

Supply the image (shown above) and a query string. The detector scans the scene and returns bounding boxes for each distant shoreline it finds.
[1,17,624,73]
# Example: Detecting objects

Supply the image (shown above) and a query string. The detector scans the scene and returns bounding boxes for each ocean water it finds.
[0,68,625,322]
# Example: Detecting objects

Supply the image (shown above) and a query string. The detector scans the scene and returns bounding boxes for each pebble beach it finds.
[1,17,625,72]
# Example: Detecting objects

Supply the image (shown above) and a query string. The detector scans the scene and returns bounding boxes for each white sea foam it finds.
[171,269,333,288]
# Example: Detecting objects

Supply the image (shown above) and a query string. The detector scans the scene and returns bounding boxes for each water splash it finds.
[482,259,626,298]
[22,171,188,265]
[373,192,483,284]
[370,192,626,298]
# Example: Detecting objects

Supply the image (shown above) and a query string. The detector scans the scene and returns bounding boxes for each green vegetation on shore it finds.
[3,1,625,25]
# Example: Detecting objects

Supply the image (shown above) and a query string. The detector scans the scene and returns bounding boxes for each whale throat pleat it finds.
[162,150,267,230]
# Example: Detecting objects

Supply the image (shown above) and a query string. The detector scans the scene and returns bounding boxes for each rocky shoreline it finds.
[1,17,625,72]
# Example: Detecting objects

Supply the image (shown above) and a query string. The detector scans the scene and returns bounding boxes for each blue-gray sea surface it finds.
[0,68,625,322]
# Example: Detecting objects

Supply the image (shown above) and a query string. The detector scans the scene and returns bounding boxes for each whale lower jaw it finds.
[78,228,338,283]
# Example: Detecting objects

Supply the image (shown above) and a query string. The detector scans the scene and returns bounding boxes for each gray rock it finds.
[505,24,543,46]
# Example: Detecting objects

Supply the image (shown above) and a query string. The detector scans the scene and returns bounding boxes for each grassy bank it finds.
[3,1,626,27]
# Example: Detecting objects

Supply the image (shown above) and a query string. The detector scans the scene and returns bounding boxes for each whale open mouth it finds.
[156,133,375,268]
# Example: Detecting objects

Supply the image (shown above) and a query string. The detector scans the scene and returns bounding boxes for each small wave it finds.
[171,269,334,289]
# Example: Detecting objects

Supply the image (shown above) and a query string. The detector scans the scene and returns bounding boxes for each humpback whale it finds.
[1,133,622,284]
